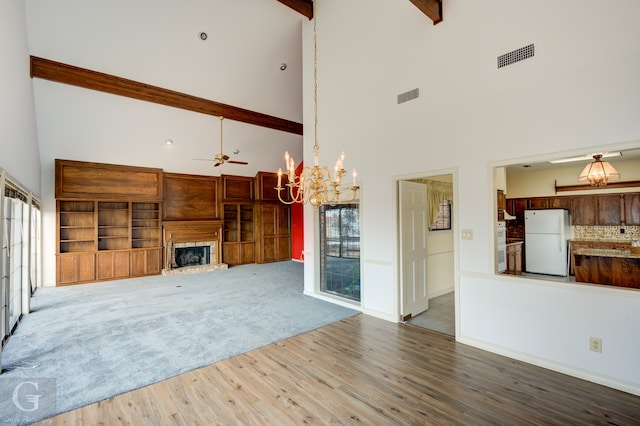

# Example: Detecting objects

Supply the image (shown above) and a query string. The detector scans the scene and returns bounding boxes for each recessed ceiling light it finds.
[165,139,174,145]
[199,32,207,41]
[548,152,621,164]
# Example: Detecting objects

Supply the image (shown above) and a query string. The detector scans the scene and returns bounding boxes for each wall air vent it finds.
[397,88,420,104]
[497,43,535,69]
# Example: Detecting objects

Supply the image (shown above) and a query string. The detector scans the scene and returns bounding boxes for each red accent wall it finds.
[291,162,304,261]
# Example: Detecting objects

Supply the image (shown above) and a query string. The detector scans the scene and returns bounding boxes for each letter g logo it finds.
[12,381,42,412]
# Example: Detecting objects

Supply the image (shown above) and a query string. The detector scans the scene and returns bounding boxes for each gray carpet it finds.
[0,261,358,425]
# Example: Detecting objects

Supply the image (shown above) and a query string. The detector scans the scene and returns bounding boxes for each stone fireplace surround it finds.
[162,220,228,276]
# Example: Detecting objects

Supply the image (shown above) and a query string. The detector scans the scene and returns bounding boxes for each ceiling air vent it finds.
[397,88,419,104]
[497,43,535,69]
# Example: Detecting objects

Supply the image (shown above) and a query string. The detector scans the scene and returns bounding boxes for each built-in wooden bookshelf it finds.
[132,202,161,249]
[222,203,254,265]
[98,202,129,250]
[58,200,96,253]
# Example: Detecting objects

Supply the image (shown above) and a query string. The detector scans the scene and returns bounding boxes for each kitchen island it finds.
[573,248,640,289]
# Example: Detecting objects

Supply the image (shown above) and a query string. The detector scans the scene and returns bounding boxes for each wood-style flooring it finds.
[37,314,640,425]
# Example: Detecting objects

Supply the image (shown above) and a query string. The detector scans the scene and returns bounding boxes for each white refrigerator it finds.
[524,209,571,276]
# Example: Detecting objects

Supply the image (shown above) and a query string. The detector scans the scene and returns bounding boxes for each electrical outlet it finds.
[590,337,602,353]
[620,228,625,234]
[462,229,473,240]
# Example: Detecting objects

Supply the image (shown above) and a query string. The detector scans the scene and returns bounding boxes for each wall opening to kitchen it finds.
[493,144,640,290]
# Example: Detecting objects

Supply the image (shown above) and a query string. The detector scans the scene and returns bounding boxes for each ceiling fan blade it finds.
[222,154,230,161]
[213,162,222,167]
[227,160,248,165]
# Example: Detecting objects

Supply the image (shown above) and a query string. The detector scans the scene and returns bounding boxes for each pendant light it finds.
[577,154,620,187]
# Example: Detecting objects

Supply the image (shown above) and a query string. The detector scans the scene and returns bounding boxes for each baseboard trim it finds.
[457,335,640,397]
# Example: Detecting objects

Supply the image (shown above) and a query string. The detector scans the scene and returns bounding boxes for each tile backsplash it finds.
[573,225,640,241]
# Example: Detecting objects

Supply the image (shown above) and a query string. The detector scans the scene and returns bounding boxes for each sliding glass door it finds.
[319,203,361,301]
[1,179,39,348]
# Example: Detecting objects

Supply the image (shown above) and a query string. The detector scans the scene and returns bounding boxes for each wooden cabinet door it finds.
[529,197,549,209]
[497,190,505,221]
[240,242,255,264]
[623,193,640,225]
[96,251,130,280]
[57,253,95,285]
[131,248,162,276]
[597,194,622,225]
[550,197,571,209]
[222,243,240,266]
[569,241,593,275]
[256,204,291,263]
[513,198,528,223]
[571,196,597,225]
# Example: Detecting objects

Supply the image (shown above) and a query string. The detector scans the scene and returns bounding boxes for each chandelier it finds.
[276,0,359,208]
[577,154,620,187]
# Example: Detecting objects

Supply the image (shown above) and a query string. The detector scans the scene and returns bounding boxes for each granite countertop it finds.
[573,248,640,259]
[569,239,631,244]
[506,241,523,247]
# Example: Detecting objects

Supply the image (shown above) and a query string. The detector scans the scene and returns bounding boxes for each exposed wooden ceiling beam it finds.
[409,0,443,24]
[30,56,303,135]
[276,0,313,19]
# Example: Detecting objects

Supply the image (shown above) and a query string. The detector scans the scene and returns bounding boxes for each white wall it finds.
[302,0,640,394]
[0,1,41,192]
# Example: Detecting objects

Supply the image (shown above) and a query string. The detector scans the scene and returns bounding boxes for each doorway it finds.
[398,173,456,336]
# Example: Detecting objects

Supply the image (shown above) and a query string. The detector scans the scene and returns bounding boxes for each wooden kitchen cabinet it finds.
[497,190,506,221]
[529,197,549,209]
[571,196,597,225]
[623,193,640,225]
[575,253,640,289]
[549,196,571,209]
[597,194,622,225]
[505,242,523,275]
[569,241,593,275]
[506,198,528,223]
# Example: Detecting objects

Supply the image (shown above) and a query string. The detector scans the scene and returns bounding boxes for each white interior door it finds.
[399,180,429,320]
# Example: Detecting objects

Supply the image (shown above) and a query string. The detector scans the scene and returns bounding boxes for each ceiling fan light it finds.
[577,155,620,187]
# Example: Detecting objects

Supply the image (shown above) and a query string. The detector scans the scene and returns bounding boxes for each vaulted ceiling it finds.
[30,0,442,139]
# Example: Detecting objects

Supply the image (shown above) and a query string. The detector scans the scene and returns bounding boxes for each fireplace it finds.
[162,220,228,276]
[170,241,215,268]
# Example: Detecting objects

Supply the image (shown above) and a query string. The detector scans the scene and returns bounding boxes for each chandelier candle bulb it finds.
[353,169,357,187]
[277,168,282,187]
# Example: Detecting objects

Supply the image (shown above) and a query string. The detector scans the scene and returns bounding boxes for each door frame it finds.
[393,168,460,335]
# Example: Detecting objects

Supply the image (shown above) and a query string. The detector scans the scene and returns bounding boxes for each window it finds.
[319,203,361,301]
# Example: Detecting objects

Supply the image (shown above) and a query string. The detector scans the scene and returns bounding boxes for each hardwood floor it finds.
[37,314,640,425]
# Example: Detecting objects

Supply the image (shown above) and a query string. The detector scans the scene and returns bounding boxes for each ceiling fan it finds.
[195,116,248,167]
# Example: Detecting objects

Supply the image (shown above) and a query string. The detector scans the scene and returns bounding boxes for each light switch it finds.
[462,229,473,240]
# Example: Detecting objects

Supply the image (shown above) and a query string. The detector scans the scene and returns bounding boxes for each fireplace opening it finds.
[175,246,210,267]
